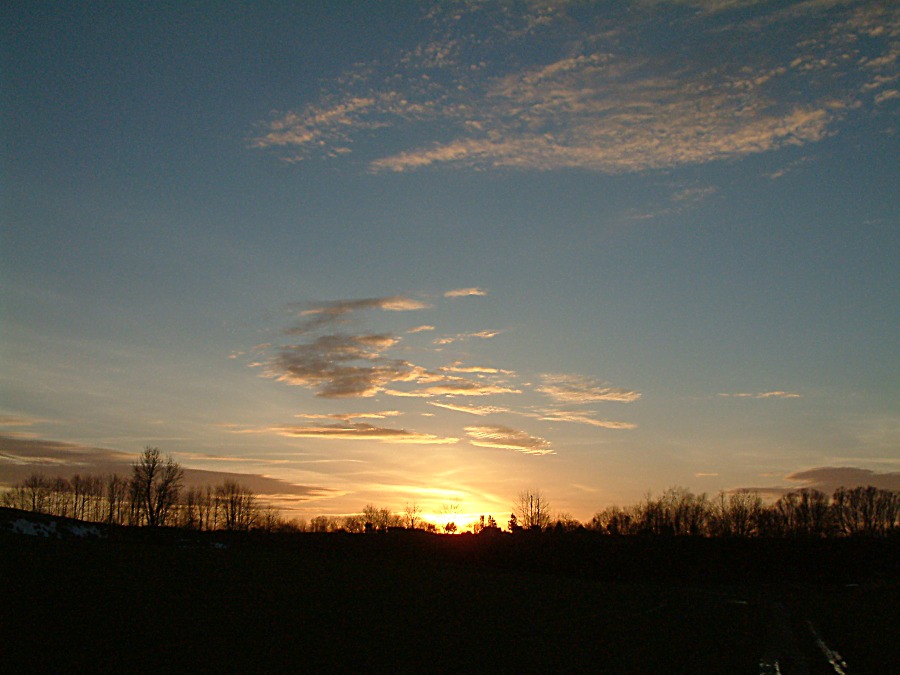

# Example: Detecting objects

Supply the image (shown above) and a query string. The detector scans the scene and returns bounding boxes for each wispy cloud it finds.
[719,391,802,399]
[444,287,488,298]
[433,329,502,345]
[295,411,403,421]
[385,381,521,398]
[287,295,430,335]
[300,296,429,316]
[440,361,512,375]
[537,410,637,429]
[0,414,44,427]
[407,325,435,333]
[465,425,554,455]
[251,2,895,173]
[0,435,331,498]
[428,402,510,416]
[0,414,47,439]
[270,423,459,445]
[537,374,641,404]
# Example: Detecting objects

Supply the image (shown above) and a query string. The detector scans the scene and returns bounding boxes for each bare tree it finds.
[404,501,421,529]
[711,490,763,537]
[440,502,461,534]
[362,504,400,531]
[131,446,183,527]
[515,489,552,530]
[217,481,259,531]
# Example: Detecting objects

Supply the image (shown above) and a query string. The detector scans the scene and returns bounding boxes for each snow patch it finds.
[10,518,59,538]
[6,516,106,539]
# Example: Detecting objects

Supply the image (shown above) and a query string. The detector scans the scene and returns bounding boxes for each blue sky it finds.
[2,0,898,525]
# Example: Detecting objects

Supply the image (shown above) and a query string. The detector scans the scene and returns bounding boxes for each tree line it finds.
[1,446,293,532]
[3,448,898,538]
[586,485,900,537]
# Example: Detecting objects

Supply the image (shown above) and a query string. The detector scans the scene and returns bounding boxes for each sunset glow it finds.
[2,1,898,523]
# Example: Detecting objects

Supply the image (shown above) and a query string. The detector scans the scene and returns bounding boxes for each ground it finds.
[1,512,897,673]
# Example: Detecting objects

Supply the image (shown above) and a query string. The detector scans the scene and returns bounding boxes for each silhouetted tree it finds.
[832,486,900,536]
[131,446,183,527]
[362,504,400,531]
[440,502,461,533]
[48,477,73,519]
[104,474,129,525]
[342,513,366,533]
[774,488,832,537]
[404,501,421,529]
[515,489,552,530]
[25,473,49,513]
[217,480,259,531]
[710,490,763,537]
[552,512,583,532]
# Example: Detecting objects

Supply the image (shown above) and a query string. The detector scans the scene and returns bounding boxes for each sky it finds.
[2,0,898,527]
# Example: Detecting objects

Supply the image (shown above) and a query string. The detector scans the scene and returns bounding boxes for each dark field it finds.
[2,521,897,673]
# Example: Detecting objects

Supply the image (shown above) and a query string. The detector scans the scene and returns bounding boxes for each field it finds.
[2,512,897,673]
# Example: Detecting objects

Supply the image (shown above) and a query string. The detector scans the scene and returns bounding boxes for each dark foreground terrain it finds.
[2,510,897,674]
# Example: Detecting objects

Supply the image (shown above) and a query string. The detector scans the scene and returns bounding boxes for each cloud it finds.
[537,410,637,429]
[465,425,554,455]
[719,391,802,399]
[0,435,331,499]
[428,402,510,416]
[537,374,641,403]
[384,381,521,398]
[407,325,435,333]
[268,333,431,398]
[263,295,515,400]
[433,329,502,345]
[444,288,487,298]
[733,466,900,497]
[269,423,459,445]
[300,296,430,316]
[786,466,900,492]
[440,361,511,374]
[0,414,46,439]
[286,296,430,335]
[294,411,403,421]
[250,2,897,173]
[0,414,43,427]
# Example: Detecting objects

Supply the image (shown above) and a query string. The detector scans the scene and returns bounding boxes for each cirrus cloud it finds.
[251,2,896,174]
[537,410,637,429]
[537,374,641,404]
[719,391,802,399]
[271,423,459,445]
[444,287,488,298]
[465,425,554,455]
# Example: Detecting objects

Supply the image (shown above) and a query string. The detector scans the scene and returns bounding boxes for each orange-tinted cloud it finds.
[252,2,894,173]
[537,410,637,429]
[465,425,553,455]
[428,402,509,416]
[444,287,487,298]
[537,374,641,403]
[719,391,801,399]
[295,411,403,421]
[271,423,459,445]
[0,435,331,499]
[385,381,521,398]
